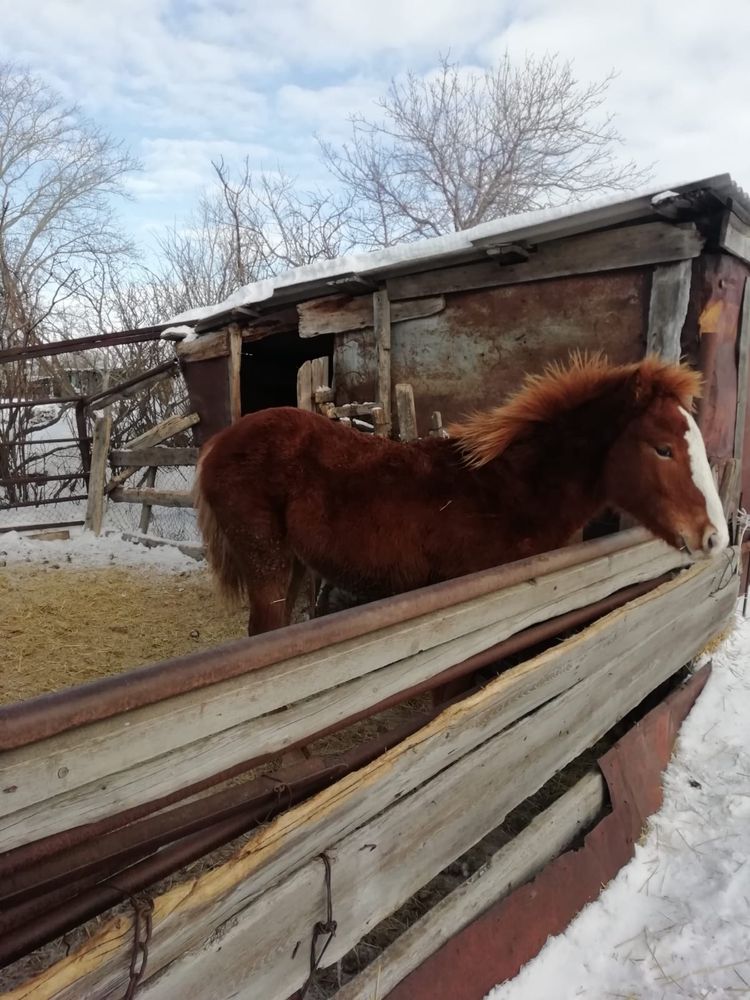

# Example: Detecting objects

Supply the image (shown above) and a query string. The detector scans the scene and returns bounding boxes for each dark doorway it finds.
[240,331,334,414]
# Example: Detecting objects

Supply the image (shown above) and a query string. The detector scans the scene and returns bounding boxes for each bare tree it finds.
[0,63,138,505]
[321,54,650,247]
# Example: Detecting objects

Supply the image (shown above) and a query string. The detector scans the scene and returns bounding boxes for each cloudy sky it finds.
[1,0,748,249]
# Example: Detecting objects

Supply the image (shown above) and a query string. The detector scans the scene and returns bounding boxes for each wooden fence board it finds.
[0,539,687,851]
[136,563,735,1000]
[104,412,199,494]
[333,772,605,1000]
[109,447,198,467]
[109,487,193,508]
[14,554,736,1000]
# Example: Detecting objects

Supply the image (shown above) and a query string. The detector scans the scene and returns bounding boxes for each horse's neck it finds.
[476,412,619,544]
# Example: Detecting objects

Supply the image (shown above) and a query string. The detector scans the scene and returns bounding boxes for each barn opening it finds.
[239,330,334,414]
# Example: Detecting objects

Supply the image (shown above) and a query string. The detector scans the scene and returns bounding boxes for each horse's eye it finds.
[655,445,673,459]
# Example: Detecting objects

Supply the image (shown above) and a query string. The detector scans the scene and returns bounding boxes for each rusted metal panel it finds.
[334,271,648,436]
[179,356,231,445]
[384,664,712,1000]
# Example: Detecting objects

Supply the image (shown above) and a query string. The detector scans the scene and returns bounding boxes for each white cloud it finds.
[480,0,750,189]
[0,0,747,245]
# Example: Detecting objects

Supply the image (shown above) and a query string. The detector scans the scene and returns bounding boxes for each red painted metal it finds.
[384,664,712,1000]
[0,527,652,750]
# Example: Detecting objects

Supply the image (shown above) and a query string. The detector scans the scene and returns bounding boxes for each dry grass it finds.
[0,563,246,704]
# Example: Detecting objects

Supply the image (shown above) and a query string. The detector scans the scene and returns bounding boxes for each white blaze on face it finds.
[679,406,730,552]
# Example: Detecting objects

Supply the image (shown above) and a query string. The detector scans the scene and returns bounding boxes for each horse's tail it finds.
[194,440,245,607]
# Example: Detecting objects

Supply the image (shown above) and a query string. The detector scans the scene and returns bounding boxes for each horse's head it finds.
[604,368,729,559]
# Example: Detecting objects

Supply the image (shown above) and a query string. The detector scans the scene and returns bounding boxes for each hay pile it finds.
[0,563,245,704]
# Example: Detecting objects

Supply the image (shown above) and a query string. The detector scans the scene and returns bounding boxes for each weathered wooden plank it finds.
[719,210,750,267]
[310,356,329,392]
[386,222,704,301]
[0,539,688,851]
[42,557,734,1000]
[110,447,198,467]
[374,289,392,436]
[109,487,193,508]
[734,277,750,467]
[395,383,418,441]
[135,567,734,1000]
[298,294,446,338]
[138,466,157,534]
[227,323,243,424]
[646,260,692,362]
[104,412,200,493]
[83,412,112,536]
[334,772,605,1000]
[296,360,313,412]
[175,329,230,362]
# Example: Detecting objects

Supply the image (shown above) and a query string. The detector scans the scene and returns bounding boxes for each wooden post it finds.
[296,361,313,412]
[371,405,388,437]
[84,411,112,536]
[374,289,392,436]
[74,400,91,474]
[429,411,450,439]
[310,357,329,394]
[395,383,418,441]
[228,324,243,424]
[139,466,157,534]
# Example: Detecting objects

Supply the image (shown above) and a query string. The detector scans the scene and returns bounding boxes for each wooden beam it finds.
[109,487,193,508]
[176,329,230,363]
[646,260,692,361]
[104,412,199,493]
[395,383,418,441]
[228,324,242,424]
[35,557,734,1000]
[374,289,392,436]
[334,772,605,1000]
[310,356,329,393]
[83,412,112,536]
[110,447,198,467]
[0,538,689,854]
[719,210,750,267]
[0,324,176,364]
[386,222,704,301]
[298,294,446,338]
[734,277,750,466]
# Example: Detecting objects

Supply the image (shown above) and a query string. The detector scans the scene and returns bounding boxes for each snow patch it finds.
[0,527,201,573]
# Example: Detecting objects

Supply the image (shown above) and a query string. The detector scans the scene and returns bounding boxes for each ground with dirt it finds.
[0,563,245,704]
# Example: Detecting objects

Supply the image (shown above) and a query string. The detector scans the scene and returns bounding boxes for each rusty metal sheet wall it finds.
[334,271,649,435]
[180,357,230,446]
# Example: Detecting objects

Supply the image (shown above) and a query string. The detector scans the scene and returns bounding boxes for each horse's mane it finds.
[449,352,703,469]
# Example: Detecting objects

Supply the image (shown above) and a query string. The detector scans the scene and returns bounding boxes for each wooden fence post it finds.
[139,466,158,534]
[84,411,112,536]
[396,384,418,441]
[374,289,392,437]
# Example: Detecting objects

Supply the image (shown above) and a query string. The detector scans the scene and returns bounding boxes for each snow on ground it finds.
[487,611,750,1000]
[0,527,201,573]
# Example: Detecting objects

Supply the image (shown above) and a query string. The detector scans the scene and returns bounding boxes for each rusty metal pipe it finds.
[0,528,652,750]
[0,713,437,968]
[0,571,666,881]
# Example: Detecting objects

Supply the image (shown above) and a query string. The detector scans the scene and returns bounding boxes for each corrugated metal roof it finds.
[164,173,750,336]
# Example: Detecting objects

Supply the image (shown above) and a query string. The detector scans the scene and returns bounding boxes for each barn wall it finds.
[335,269,650,435]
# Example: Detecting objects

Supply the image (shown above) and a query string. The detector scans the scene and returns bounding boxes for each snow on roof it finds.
[163,173,749,335]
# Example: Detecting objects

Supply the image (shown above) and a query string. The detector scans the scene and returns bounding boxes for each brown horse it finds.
[195,354,729,635]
